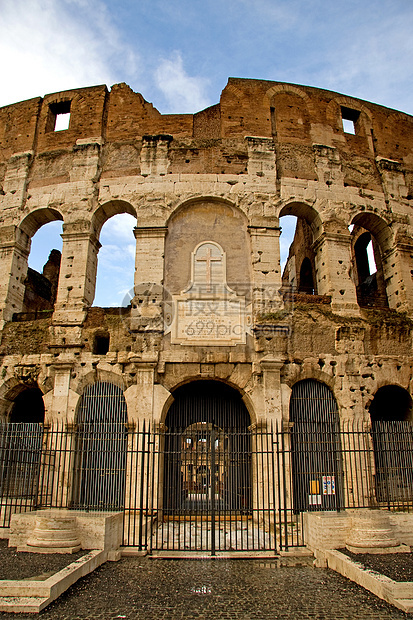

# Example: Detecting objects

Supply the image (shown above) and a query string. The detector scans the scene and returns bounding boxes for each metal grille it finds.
[290,380,342,512]
[72,382,128,510]
[0,420,412,552]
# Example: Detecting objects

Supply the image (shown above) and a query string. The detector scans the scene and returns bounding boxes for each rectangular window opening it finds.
[341,106,360,135]
[48,101,71,132]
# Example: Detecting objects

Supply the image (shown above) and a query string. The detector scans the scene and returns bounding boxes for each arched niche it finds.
[164,199,251,299]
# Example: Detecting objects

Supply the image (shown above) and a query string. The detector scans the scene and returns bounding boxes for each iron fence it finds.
[0,420,412,553]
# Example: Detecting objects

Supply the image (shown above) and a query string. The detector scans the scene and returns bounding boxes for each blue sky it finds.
[1,0,412,306]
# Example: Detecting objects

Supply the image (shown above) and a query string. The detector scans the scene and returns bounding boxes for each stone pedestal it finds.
[25,514,81,554]
[345,510,409,554]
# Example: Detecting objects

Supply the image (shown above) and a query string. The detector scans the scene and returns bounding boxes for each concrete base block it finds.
[346,544,410,555]
[326,549,413,614]
[9,509,123,552]
[17,545,81,554]
[0,549,107,613]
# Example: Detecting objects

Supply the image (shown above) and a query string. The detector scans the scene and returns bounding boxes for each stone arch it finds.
[368,385,413,503]
[162,379,253,514]
[298,257,315,294]
[0,376,50,421]
[160,376,257,427]
[279,201,323,295]
[350,212,393,308]
[15,208,64,316]
[326,96,373,136]
[266,86,313,141]
[91,200,137,238]
[278,201,322,236]
[164,198,252,299]
[369,385,412,423]
[72,369,126,398]
[289,378,342,512]
[19,207,64,240]
[265,84,316,115]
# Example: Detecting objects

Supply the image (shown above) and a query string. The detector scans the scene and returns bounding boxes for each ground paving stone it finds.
[0,556,407,619]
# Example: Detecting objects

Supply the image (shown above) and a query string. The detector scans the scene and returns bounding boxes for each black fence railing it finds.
[0,420,412,553]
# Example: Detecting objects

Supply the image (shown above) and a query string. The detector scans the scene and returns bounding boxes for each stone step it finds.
[392,599,413,614]
[0,596,49,613]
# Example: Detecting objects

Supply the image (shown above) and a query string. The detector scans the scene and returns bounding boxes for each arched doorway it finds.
[0,387,45,506]
[73,382,128,510]
[290,379,342,512]
[163,381,251,514]
[369,385,413,503]
[155,380,276,554]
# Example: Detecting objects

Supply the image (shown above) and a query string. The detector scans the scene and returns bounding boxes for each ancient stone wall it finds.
[0,78,412,431]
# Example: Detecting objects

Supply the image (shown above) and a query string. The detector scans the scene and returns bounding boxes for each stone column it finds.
[260,357,283,424]
[53,222,101,325]
[0,225,30,327]
[313,231,359,315]
[381,240,413,312]
[248,222,283,316]
[131,225,167,330]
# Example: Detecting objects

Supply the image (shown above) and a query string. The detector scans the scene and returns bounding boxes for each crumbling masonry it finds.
[1,78,413,550]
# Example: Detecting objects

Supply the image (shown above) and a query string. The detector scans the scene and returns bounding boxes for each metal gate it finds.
[290,379,343,512]
[72,382,128,510]
[125,381,279,555]
[124,421,280,555]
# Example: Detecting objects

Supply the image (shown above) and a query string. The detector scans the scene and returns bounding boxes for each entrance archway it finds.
[0,387,45,503]
[163,381,251,514]
[73,382,128,510]
[290,379,342,512]
[369,385,413,503]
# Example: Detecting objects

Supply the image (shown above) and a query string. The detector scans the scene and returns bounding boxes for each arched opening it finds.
[1,386,44,500]
[164,381,251,513]
[73,382,128,509]
[369,385,413,503]
[10,387,45,423]
[350,214,390,308]
[298,257,315,294]
[93,213,136,308]
[19,211,63,317]
[279,203,321,298]
[289,379,342,512]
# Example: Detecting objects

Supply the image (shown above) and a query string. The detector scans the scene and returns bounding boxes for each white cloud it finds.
[0,0,141,107]
[154,51,211,113]
[100,214,137,243]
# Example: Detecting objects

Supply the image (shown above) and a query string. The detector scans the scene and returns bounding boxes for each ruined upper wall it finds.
[0,78,412,192]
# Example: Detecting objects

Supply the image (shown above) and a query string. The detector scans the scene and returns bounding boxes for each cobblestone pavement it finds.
[0,556,408,620]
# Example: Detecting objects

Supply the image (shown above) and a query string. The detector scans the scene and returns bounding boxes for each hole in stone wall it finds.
[341,106,360,135]
[48,101,71,132]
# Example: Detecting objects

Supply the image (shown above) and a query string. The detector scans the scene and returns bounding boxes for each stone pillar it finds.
[131,225,167,330]
[125,359,156,423]
[313,231,359,315]
[134,225,167,288]
[0,225,30,327]
[53,223,101,325]
[50,362,74,421]
[260,357,283,424]
[381,241,413,312]
[248,222,283,316]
